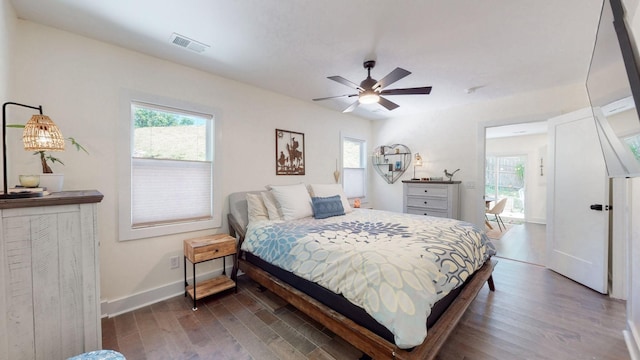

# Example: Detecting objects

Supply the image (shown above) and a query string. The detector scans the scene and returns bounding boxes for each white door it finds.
[547,107,609,294]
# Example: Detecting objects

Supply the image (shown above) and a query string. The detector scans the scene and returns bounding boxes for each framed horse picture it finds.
[276,129,305,175]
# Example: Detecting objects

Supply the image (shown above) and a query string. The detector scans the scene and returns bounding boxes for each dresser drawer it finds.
[406,185,448,197]
[403,181,460,220]
[406,208,449,218]
[406,197,448,210]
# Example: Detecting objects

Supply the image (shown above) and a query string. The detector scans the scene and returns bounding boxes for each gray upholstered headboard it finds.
[228,191,263,233]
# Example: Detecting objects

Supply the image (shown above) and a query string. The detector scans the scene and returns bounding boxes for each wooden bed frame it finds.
[228,213,496,360]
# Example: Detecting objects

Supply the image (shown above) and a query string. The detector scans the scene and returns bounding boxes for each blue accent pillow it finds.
[67,350,126,360]
[311,195,345,219]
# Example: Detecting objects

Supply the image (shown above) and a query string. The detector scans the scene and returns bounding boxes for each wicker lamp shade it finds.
[22,114,65,151]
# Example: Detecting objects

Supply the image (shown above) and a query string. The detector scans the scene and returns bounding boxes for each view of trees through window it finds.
[485,155,526,218]
[624,133,640,160]
[133,105,208,161]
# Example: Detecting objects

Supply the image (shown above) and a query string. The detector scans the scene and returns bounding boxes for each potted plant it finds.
[8,124,88,191]
[33,137,88,173]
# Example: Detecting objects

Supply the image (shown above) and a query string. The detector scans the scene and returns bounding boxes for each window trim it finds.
[118,90,223,241]
[341,134,367,200]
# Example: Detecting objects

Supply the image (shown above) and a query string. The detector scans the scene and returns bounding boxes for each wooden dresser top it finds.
[0,190,103,209]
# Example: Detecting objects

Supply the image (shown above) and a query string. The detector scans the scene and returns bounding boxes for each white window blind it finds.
[342,137,366,199]
[132,158,212,227]
[343,168,365,198]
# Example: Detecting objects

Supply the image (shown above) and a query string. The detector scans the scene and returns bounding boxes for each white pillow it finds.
[261,191,283,220]
[268,183,313,220]
[246,193,269,223]
[309,184,352,213]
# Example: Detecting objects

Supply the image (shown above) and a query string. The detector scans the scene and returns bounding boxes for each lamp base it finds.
[0,191,44,199]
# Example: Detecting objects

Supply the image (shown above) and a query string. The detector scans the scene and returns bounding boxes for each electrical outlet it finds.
[170,256,179,269]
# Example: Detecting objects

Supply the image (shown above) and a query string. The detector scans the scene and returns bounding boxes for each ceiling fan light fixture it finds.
[314,61,431,112]
[359,91,380,104]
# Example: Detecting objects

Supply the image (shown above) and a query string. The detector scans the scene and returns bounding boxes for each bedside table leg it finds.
[222,256,226,276]
[232,253,238,293]
[183,256,187,297]
[192,260,197,311]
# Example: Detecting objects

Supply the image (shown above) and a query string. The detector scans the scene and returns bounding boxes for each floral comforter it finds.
[242,209,496,348]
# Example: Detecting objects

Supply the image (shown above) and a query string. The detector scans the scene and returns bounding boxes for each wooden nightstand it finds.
[183,234,237,310]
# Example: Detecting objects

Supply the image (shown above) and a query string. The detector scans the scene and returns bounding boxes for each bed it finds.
[227,185,496,359]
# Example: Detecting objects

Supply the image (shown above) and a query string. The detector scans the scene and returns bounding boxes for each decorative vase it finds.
[38,173,64,192]
[18,175,40,188]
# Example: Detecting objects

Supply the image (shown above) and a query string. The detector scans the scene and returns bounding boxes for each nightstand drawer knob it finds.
[424,201,427,204]
[424,190,428,193]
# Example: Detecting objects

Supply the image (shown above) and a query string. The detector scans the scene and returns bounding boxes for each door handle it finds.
[589,204,612,211]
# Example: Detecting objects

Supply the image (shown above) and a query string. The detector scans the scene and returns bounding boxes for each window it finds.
[485,155,526,219]
[119,92,221,241]
[342,137,366,199]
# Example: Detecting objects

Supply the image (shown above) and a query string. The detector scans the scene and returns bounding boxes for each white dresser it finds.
[402,181,461,219]
[0,191,103,360]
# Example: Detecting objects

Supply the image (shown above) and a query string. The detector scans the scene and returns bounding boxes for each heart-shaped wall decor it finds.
[371,144,412,184]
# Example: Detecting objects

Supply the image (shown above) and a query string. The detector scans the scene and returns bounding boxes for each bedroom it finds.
[0,0,639,359]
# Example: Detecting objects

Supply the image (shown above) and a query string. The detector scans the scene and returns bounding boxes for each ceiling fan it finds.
[313,60,432,113]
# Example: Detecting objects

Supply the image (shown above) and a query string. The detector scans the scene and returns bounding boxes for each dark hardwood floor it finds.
[102,258,629,359]
[490,221,546,266]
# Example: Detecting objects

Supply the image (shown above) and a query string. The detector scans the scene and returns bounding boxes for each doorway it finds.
[485,154,526,220]
[483,121,548,265]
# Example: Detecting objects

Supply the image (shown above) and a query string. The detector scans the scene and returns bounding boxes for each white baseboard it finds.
[625,329,640,360]
[525,217,546,225]
[101,266,233,318]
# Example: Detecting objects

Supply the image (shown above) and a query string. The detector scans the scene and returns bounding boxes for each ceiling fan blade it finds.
[342,100,360,113]
[373,67,411,90]
[313,94,358,101]
[378,96,400,111]
[328,76,364,91]
[380,86,432,96]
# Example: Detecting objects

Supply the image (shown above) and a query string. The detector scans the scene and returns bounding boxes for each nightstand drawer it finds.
[406,185,448,197]
[184,234,236,263]
[406,197,448,210]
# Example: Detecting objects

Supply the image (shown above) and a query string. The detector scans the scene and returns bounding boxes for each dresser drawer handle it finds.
[424,190,428,193]
[424,201,427,204]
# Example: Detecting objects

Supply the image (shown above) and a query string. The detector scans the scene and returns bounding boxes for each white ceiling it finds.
[9,0,606,120]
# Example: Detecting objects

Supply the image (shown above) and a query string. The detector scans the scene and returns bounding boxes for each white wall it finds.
[9,19,373,313]
[0,0,14,100]
[372,85,589,226]
[486,133,547,223]
[0,0,14,353]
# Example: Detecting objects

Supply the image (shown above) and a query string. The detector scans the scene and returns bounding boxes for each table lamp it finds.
[412,153,423,180]
[1,102,65,199]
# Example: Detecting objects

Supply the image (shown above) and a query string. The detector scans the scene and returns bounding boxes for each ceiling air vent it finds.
[169,33,209,53]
